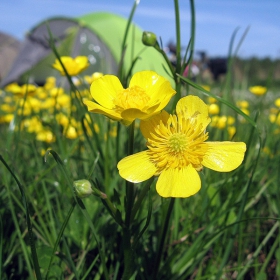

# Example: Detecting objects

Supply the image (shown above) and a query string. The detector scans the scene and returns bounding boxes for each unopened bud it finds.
[73,179,93,198]
[142,31,158,47]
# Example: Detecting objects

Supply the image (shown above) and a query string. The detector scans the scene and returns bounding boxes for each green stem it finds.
[122,121,136,279]
[0,155,42,280]
[46,201,76,279]
[174,0,181,77]
[131,177,154,221]
[152,198,175,279]
[237,221,279,279]
[215,134,261,280]
[118,0,139,83]
[125,121,135,226]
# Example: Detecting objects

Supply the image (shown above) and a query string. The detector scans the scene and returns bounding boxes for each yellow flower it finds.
[269,114,280,125]
[84,71,176,126]
[64,126,78,139]
[36,129,55,143]
[44,76,56,90]
[4,83,22,95]
[227,126,236,139]
[52,56,89,76]
[117,95,246,198]
[241,108,250,116]
[208,103,220,115]
[236,100,249,109]
[249,86,267,96]
[20,84,37,97]
[0,114,14,123]
[84,72,103,84]
[202,85,211,92]
[0,104,15,113]
[5,83,37,97]
[207,96,216,104]
[274,98,280,108]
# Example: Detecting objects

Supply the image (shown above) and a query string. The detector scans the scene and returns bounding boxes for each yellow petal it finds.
[129,71,176,105]
[121,108,148,122]
[83,100,121,121]
[140,110,170,139]
[176,95,210,130]
[117,151,157,183]
[121,103,162,124]
[156,165,201,198]
[90,75,123,109]
[202,141,246,172]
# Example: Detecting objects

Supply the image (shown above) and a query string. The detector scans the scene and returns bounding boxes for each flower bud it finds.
[73,179,93,198]
[142,31,158,47]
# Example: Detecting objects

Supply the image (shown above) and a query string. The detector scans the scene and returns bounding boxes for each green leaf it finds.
[256,272,267,280]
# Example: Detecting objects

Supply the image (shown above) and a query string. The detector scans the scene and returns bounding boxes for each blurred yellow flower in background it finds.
[274,98,280,108]
[207,96,216,104]
[84,70,176,126]
[44,76,56,90]
[84,72,103,84]
[208,103,220,115]
[202,85,211,92]
[5,83,37,97]
[36,129,55,143]
[4,83,22,95]
[118,95,246,198]
[249,85,267,96]
[52,56,89,76]
[241,108,250,116]
[236,100,249,109]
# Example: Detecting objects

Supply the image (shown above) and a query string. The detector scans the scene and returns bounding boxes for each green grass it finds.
[1,1,280,279]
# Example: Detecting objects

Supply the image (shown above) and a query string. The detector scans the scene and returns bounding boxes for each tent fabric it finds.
[78,13,173,82]
[1,12,173,87]
[0,31,21,82]
[1,16,117,86]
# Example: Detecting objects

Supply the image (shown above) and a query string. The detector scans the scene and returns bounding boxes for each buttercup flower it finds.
[236,100,249,109]
[84,72,103,84]
[208,103,220,115]
[118,95,246,198]
[52,56,89,76]
[249,86,267,96]
[274,98,280,108]
[83,71,176,125]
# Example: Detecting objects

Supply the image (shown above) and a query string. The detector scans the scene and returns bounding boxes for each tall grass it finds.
[1,0,280,279]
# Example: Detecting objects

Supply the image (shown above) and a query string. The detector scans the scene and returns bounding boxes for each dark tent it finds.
[1,12,173,87]
[0,31,21,82]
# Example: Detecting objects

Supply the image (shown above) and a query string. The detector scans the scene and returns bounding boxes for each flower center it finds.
[168,133,188,153]
[147,114,209,172]
[114,86,151,113]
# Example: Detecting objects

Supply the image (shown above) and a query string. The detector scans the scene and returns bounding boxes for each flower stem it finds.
[122,121,136,279]
[172,0,182,109]
[131,177,154,221]
[152,198,175,279]
[174,0,181,77]
[125,121,135,226]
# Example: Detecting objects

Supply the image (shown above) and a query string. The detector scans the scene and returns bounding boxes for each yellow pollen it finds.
[147,114,209,172]
[168,133,188,153]
[114,86,150,112]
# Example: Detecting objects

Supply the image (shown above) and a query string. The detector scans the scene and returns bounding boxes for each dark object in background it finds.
[207,57,227,81]
[197,51,228,81]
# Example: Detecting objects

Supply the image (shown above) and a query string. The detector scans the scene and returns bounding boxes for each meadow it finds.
[1,1,280,279]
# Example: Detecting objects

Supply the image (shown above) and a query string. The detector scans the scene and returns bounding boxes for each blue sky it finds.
[1,0,279,58]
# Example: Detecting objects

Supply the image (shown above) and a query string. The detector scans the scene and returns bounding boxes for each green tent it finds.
[1,12,173,87]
